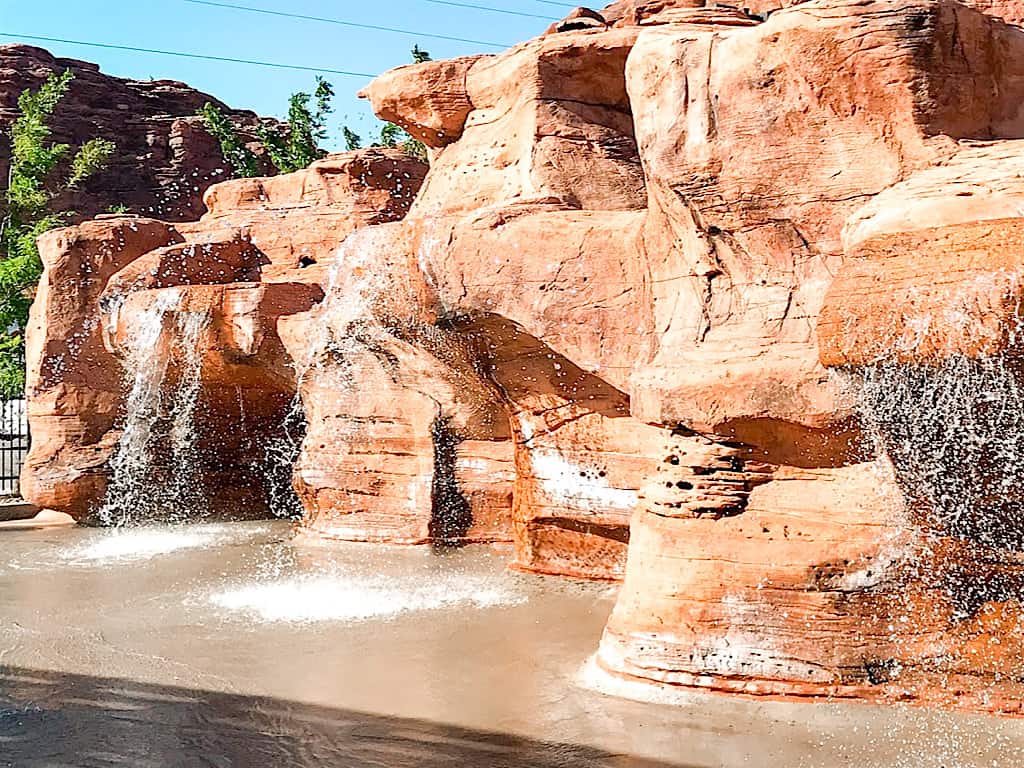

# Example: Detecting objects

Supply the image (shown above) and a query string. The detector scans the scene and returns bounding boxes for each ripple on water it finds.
[209,572,526,624]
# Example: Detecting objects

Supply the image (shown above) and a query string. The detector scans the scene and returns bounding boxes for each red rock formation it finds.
[23,0,1024,714]
[22,218,182,517]
[22,149,426,521]
[0,44,272,221]
[352,0,1024,709]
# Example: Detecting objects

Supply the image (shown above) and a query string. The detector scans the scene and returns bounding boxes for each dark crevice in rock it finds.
[429,415,474,547]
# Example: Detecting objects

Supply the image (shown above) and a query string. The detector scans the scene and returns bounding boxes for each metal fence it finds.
[0,398,29,496]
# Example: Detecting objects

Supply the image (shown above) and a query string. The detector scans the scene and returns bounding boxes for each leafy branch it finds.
[200,76,336,178]
[0,71,115,398]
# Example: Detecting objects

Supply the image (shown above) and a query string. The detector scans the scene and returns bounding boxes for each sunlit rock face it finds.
[22,0,1024,712]
[355,0,1024,708]
[22,149,426,523]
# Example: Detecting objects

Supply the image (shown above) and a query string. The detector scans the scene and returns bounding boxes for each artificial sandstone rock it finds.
[601,0,707,25]
[358,58,483,148]
[95,282,323,520]
[286,327,514,545]
[21,217,182,517]
[457,315,655,579]
[20,148,423,520]
[625,0,1024,435]
[820,218,1024,366]
[24,0,1024,714]
[545,8,609,34]
[426,206,649,394]
[820,141,1024,366]
[409,28,646,215]
[963,0,1024,23]
[600,0,1024,24]
[588,0,1024,711]
[198,150,428,281]
[102,231,264,300]
[278,222,514,545]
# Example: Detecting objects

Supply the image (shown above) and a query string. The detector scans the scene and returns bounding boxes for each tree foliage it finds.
[342,127,362,151]
[0,71,114,399]
[198,102,260,178]
[200,76,335,178]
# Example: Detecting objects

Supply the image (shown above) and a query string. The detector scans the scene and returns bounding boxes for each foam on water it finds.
[61,524,266,565]
[210,572,526,623]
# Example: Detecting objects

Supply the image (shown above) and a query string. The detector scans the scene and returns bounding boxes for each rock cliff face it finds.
[22,150,427,522]
[22,0,1024,712]
[0,44,270,221]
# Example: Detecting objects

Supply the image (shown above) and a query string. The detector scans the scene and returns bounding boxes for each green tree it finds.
[378,122,404,148]
[200,76,335,178]
[199,102,260,178]
[342,127,362,151]
[0,71,114,398]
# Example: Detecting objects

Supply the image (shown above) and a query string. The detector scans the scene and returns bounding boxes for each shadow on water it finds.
[0,666,690,768]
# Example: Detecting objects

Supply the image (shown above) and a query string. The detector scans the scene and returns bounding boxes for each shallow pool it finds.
[0,521,1021,767]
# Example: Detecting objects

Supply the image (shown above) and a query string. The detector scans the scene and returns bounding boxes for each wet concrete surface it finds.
[0,521,1022,767]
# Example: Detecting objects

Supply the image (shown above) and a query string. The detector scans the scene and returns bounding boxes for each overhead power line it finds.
[421,0,558,20]
[182,0,513,48]
[0,33,377,78]
[529,0,580,7]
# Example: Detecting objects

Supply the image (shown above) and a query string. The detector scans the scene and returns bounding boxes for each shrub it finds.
[0,71,114,398]
[200,76,335,177]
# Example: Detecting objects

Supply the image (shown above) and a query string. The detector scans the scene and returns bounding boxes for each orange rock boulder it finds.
[22,149,426,522]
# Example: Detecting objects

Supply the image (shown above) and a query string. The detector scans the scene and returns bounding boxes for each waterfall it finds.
[167,309,210,515]
[99,292,212,526]
[844,355,1024,549]
[261,395,307,519]
[288,233,394,435]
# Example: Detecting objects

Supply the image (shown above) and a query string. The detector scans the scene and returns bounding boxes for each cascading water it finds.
[288,233,396,430]
[260,396,307,519]
[166,310,210,514]
[99,292,212,526]
[846,355,1024,549]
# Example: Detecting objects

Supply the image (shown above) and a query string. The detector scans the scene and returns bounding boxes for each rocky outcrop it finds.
[0,44,272,221]
[352,0,1024,709]
[22,218,182,517]
[22,148,426,521]
[23,0,1024,713]
[820,141,1024,365]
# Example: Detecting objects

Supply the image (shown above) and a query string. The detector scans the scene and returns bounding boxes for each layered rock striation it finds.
[22,0,1024,712]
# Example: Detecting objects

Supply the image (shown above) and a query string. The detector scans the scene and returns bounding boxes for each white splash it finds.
[528,448,637,510]
[210,572,525,623]
[519,418,636,510]
[61,524,263,564]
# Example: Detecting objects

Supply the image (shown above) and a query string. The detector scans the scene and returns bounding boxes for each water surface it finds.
[1,521,1022,767]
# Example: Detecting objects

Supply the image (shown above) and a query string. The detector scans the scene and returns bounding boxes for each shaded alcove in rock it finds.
[94,281,323,525]
[451,313,664,580]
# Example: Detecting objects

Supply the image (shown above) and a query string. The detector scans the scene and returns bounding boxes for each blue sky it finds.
[0,0,569,148]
